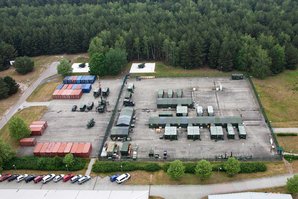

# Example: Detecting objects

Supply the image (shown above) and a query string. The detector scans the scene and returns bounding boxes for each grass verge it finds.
[0,106,48,150]
[253,69,298,128]
[277,136,298,153]
[27,77,62,102]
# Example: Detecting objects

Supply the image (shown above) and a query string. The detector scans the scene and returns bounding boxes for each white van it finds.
[116,173,130,184]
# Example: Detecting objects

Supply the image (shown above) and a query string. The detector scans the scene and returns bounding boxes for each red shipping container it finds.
[30,124,44,130]
[81,143,92,158]
[76,143,85,156]
[33,143,43,156]
[67,84,73,89]
[39,143,49,156]
[30,127,44,136]
[20,137,36,146]
[76,85,82,90]
[70,143,79,154]
[46,142,55,156]
[52,90,59,98]
[58,142,67,156]
[64,142,73,155]
[32,121,48,128]
[52,142,61,156]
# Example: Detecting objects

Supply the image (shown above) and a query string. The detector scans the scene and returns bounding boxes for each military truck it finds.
[123,99,135,107]
[86,118,95,129]
[102,87,110,97]
[93,88,101,98]
[96,97,107,113]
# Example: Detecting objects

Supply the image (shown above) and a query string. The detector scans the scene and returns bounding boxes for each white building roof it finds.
[129,63,156,74]
[0,189,149,199]
[208,192,293,199]
[72,62,90,73]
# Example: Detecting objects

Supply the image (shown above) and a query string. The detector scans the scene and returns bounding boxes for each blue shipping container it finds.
[56,84,64,90]
[82,84,92,93]
[63,76,69,84]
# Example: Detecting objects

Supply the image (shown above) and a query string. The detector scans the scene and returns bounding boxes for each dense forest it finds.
[0,0,298,77]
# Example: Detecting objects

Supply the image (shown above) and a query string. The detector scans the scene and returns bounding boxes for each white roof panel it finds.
[72,62,90,73]
[129,63,156,74]
[209,192,292,199]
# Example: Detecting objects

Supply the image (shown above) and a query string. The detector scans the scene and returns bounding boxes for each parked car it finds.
[78,175,91,185]
[25,175,35,183]
[7,174,19,182]
[0,173,12,182]
[116,173,131,184]
[63,174,74,182]
[70,175,82,183]
[72,105,77,112]
[42,174,55,184]
[86,102,94,110]
[17,174,28,183]
[53,174,64,183]
[34,175,43,183]
[110,174,120,182]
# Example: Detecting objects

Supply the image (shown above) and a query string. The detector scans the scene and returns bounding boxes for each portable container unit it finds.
[46,142,55,156]
[70,143,79,154]
[30,126,44,136]
[176,105,188,117]
[196,106,203,116]
[227,124,235,139]
[20,137,37,146]
[187,126,200,140]
[57,89,64,99]
[39,143,49,156]
[120,142,131,156]
[58,142,67,156]
[81,143,92,158]
[33,143,43,156]
[164,126,177,140]
[52,142,61,156]
[72,84,77,90]
[72,89,83,99]
[56,84,64,90]
[62,84,68,90]
[63,76,69,84]
[90,75,96,83]
[238,125,247,139]
[82,84,92,93]
[76,143,85,156]
[30,124,44,130]
[158,89,164,98]
[67,84,73,90]
[71,76,77,84]
[31,120,48,128]
[167,89,173,98]
[207,106,214,116]
[76,84,82,90]
[64,142,73,155]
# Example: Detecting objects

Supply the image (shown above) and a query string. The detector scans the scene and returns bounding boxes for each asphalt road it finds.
[0,173,295,199]
[0,62,59,130]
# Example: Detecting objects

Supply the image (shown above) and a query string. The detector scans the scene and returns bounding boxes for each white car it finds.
[78,175,91,185]
[53,174,64,183]
[16,174,28,183]
[42,174,55,184]
[116,173,131,184]
[70,175,82,183]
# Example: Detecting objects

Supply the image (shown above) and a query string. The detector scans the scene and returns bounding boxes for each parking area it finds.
[19,79,123,157]
[115,77,273,160]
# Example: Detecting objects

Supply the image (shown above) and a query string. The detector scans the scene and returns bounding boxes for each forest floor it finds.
[0,53,88,119]
[253,69,298,128]
[0,106,48,151]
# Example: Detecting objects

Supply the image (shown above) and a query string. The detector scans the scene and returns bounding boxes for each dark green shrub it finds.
[162,163,170,172]
[183,162,196,174]
[3,156,86,171]
[240,162,267,173]
[284,155,298,161]
[14,56,34,74]
[276,133,297,136]
[143,163,161,172]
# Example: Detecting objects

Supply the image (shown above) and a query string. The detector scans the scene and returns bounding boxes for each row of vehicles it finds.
[0,173,91,185]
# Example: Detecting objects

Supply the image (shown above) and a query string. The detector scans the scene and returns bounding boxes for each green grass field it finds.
[253,69,298,127]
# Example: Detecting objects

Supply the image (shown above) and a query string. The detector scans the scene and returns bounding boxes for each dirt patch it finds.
[277,136,298,153]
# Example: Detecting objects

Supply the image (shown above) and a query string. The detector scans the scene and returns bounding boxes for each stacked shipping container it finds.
[33,142,92,158]
[19,138,37,146]
[63,75,96,84]
[30,121,47,136]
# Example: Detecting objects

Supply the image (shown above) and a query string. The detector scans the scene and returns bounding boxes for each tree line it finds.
[0,0,298,78]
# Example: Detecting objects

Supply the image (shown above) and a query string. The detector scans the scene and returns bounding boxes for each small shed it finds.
[208,106,214,116]
[110,127,130,139]
[120,142,131,156]
[231,73,244,80]
[196,106,203,116]
[158,89,164,98]
[176,105,188,116]
[176,89,183,98]
[227,124,235,139]
[167,89,173,98]
[238,125,247,139]
[187,126,200,140]
[164,126,177,140]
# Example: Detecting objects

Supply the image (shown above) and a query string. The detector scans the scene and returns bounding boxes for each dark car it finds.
[33,175,43,183]
[7,174,19,182]
[110,174,120,182]
[102,87,110,97]
[86,102,94,110]
[63,174,74,182]
[25,175,35,183]
[0,173,12,182]
[72,105,77,112]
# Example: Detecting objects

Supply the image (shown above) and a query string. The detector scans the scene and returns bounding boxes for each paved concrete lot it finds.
[19,79,122,157]
[116,77,273,160]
